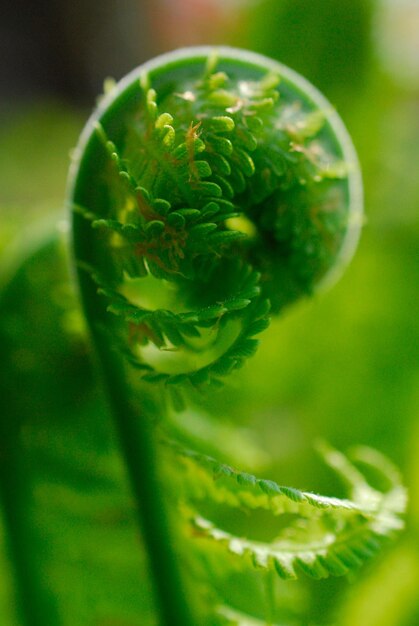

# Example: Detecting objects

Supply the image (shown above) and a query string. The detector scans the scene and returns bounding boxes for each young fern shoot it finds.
[68,47,405,625]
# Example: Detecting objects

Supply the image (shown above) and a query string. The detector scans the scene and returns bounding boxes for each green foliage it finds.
[0,46,408,626]
[65,47,403,625]
[71,48,361,394]
[169,440,405,582]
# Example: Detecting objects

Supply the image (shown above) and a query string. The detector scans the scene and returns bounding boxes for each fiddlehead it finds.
[68,47,403,625]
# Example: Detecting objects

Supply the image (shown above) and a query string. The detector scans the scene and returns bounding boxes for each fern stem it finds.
[77,270,195,626]
[95,343,194,625]
[0,444,60,626]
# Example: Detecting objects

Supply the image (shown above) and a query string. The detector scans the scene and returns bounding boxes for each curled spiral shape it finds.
[67,48,406,626]
[69,47,362,390]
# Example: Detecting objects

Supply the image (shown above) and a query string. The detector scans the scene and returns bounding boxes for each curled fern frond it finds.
[70,47,362,389]
[67,47,403,626]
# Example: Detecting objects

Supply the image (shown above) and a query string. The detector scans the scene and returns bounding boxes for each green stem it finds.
[0,230,65,625]
[0,442,61,626]
[86,317,195,626]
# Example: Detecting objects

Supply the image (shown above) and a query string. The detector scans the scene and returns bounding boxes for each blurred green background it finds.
[1,1,418,624]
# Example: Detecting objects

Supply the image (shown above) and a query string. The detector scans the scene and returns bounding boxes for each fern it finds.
[64,46,404,626]
[170,442,405,581]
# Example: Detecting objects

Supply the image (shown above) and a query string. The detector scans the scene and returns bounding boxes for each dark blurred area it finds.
[1,0,418,106]
[0,0,374,108]
[1,0,245,106]
[1,0,154,104]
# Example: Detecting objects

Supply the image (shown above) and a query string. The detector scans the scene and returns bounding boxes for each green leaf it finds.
[173,444,405,582]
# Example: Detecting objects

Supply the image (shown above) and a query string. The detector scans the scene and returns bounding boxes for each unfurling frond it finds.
[169,442,405,581]
[68,47,402,626]
[70,48,362,393]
